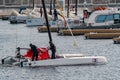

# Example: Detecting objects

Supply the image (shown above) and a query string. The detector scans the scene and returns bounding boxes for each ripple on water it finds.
[0,20,120,80]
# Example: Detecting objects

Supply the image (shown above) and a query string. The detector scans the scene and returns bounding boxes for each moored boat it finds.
[58,7,120,31]
[9,9,28,24]
[26,18,45,26]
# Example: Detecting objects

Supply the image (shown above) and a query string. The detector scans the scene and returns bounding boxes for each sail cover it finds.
[23,48,50,60]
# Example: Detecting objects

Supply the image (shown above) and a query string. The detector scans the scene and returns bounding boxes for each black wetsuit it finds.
[30,44,38,61]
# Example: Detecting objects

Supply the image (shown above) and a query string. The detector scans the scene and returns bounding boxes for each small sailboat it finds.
[1,0,107,67]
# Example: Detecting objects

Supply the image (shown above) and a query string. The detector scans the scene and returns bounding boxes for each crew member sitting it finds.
[15,47,22,58]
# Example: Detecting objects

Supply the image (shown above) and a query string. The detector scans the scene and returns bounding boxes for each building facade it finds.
[0,0,120,7]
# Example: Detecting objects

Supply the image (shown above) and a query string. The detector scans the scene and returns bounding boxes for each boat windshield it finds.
[95,14,114,23]
[105,14,113,21]
[113,14,120,24]
[95,15,106,23]
[114,14,120,19]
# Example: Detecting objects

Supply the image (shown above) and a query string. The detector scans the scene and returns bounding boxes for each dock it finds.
[37,26,58,32]
[85,33,120,39]
[0,9,13,20]
[58,29,120,36]
[113,37,120,44]
[0,14,9,19]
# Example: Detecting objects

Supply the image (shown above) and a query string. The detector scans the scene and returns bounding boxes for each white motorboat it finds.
[26,8,53,27]
[58,7,120,30]
[9,8,43,24]
[84,7,120,28]
[26,18,45,26]
[58,16,83,29]
[9,9,28,24]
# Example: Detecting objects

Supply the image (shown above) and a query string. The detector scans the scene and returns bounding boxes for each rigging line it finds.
[56,0,67,27]
[56,0,78,47]
[66,20,78,47]
[56,0,64,17]
[28,28,32,44]
[15,26,18,48]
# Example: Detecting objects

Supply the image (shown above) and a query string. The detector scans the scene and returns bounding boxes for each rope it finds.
[56,0,67,27]
[56,0,64,16]
[15,26,18,48]
[66,20,78,47]
[56,0,78,47]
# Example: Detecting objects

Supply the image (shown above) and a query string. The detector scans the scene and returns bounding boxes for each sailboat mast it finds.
[49,0,53,15]
[67,0,69,18]
[33,0,34,8]
[75,0,77,16]
[41,0,56,59]
[53,0,56,20]
[53,0,56,10]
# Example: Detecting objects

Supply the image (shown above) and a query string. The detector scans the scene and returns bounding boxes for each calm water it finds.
[0,20,120,80]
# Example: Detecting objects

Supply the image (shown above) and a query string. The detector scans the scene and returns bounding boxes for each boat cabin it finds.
[85,8,120,27]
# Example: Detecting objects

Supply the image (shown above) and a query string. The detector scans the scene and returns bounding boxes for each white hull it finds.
[21,56,107,67]
[57,53,83,58]
[1,54,83,65]
[57,17,83,28]
[10,15,27,23]
[26,18,45,26]
[1,54,107,67]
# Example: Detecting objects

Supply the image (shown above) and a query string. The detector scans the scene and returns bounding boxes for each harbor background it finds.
[0,0,120,80]
[0,0,120,8]
[0,19,120,80]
